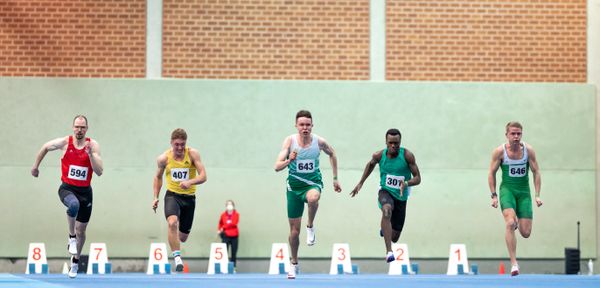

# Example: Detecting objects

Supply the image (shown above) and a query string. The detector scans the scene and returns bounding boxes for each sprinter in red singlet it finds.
[31,115,103,278]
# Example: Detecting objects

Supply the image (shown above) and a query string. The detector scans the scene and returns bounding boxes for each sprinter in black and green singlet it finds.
[488,121,542,276]
[275,110,342,279]
[351,128,421,263]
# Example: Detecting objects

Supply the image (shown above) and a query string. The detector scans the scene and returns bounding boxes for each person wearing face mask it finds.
[218,200,240,269]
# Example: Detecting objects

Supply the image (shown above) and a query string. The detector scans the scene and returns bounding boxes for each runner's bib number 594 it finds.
[68,165,88,181]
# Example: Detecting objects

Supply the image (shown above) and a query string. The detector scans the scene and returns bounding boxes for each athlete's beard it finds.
[75,133,84,140]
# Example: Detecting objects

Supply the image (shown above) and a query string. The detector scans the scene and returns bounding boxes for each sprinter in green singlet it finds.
[274,110,342,279]
[488,121,542,276]
[350,128,421,263]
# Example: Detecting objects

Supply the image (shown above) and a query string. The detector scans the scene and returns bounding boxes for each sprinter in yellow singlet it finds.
[152,128,207,272]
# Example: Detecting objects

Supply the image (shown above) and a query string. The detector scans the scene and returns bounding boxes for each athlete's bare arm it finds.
[526,144,543,207]
[401,149,421,196]
[179,148,207,190]
[86,139,103,176]
[318,137,341,192]
[350,150,383,197]
[488,146,503,208]
[31,136,69,177]
[152,153,168,212]
[274,136,294,172]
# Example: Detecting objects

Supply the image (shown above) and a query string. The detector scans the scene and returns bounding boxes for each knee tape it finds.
[64,194,80,217]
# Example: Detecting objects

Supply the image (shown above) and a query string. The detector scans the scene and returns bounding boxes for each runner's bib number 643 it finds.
[296,159,315,173]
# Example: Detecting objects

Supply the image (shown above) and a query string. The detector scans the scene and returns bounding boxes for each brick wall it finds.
[0,0,146,77]
[387,0,587,82]
[0,1,587,82]
[162,0,370,80]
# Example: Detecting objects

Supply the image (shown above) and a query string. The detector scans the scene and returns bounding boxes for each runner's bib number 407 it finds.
[171,168,190,182]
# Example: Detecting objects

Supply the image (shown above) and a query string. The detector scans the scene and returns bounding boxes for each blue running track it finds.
[2,273,600,288]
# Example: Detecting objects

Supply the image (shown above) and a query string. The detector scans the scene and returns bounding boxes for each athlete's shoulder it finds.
[87,138,100,147]
[187,147,202,159]
[372,149,384,161]
[523,142,535,151]
[523,142,537,158]
[403,147,415,159]
[493,144,504,154]
[315,134,329,145]
[284,134,296,143]
[157,150,169,163]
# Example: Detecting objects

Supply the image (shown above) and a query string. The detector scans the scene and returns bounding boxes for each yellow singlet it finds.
[165,148,197,195]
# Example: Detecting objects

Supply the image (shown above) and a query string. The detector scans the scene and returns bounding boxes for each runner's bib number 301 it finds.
[170,168,190,182]
[508,164,527,177]
[385,175,405,189]
[68,165,88,181]
[296,159,315,173]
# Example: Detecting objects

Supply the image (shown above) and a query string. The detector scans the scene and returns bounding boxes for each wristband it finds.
[491,192,498,198]
[333,176,338,180]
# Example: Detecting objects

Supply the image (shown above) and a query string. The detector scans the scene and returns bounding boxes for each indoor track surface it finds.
[2,273,600,288]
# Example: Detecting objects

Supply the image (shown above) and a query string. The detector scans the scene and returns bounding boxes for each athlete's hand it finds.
[152,198,159,213]
[491,196,498,208]
[350,183,361,197]
[333,180,342,193]
[535,197,543,207]
[400,181,408,197]
[289,149,298,161]
[179,181,191,190]
[84,140,92,155]
[31,167,39,177]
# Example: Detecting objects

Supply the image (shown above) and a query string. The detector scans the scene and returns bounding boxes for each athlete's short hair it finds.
[296,110,312,121]
[505,121,523,132]
[72,115,88,127]
[171,128,188,141]
[386,128,401,140]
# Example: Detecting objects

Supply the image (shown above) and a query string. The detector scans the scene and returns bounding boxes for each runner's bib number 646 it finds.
[508,164,527,177]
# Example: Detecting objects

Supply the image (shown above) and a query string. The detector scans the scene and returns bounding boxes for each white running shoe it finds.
[174,256,184,272]
[67,238,77,255]
[68,257,78,278]
[511,264,519,276]
[287,263,299,279]
[306,226,316,246]
[386,251,395,263]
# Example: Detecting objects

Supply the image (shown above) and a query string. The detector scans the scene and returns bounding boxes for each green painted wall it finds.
[0,78,595,259]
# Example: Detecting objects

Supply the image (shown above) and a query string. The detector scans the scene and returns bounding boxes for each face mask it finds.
[226,204,234,212]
